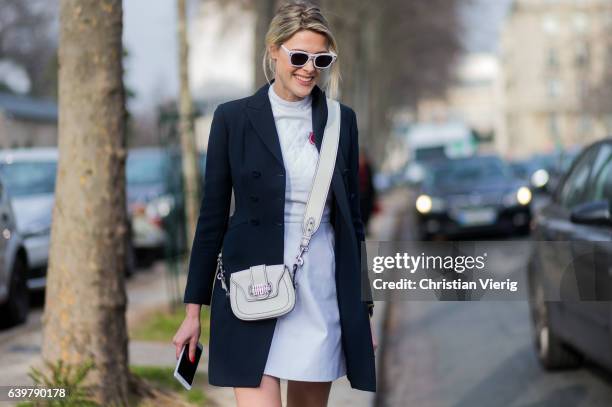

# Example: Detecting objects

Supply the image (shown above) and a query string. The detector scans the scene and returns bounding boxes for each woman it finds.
[173,2,377,406]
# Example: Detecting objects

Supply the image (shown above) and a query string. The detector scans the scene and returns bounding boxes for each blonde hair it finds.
[262,1,341,99]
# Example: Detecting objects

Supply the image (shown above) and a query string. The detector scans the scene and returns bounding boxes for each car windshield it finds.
[0,161,57,197]
[428,157,510,187]
[532,154,558,170]
[127,152,168,185]
[510,162,530,178]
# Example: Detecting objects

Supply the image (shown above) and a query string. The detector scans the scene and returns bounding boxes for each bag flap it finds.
[230,264,288,301]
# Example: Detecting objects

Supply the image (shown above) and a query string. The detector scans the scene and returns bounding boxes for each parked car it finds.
[0,148,136,283]
[126,147,206,264]
[511,149,582,195]
[414,155,532,239]
[0,176,30,326]
[545,147,581,195]
[510,155,554,192]
[0,148,57,291]
[528,138,612,371]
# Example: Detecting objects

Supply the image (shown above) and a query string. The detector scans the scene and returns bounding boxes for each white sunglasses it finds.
[280,44,337,69]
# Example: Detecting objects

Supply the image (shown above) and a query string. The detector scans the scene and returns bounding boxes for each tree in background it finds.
[41,0,131,404]
[0,0,58,97]
[253,0,278,86]
[177,0,202,253]
[214,0,462,168]
[319,0,463,165]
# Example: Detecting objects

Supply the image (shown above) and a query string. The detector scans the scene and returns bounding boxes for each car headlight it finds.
[416,194,445,214]
[503,186,532,207]
[145,195,175,219]
[530,169,549,188]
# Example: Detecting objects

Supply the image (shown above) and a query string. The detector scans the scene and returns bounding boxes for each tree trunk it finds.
[41,1,130,405]
[253,0,277,88]
[178,0,201,253]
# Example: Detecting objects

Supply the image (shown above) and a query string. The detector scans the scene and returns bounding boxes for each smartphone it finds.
[174,342,203,390]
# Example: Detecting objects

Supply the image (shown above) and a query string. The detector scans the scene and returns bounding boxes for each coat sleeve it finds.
[183,104,232,306]
[348,108,375,315]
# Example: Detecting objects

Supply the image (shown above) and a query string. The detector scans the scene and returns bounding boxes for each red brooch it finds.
[308,131,315,145]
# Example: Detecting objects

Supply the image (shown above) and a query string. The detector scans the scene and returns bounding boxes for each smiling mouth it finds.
[294,74,314,84]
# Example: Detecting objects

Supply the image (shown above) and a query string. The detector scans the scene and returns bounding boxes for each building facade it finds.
[499,0,612,159]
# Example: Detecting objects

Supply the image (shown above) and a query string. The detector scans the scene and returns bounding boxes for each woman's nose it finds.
[303,58,316,72]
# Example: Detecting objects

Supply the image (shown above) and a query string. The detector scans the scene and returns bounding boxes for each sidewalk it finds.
[0,261,185,406]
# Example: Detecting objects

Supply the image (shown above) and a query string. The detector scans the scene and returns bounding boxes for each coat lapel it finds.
[246,80,355,236]
[246,82,285,167]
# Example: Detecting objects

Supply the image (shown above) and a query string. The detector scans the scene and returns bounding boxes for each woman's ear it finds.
[268,44,279,61]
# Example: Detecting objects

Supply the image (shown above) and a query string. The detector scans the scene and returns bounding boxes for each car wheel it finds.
[1,256,29,327]
[529,279,581,369]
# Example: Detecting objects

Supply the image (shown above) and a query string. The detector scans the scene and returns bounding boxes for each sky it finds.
[123,0,180,113]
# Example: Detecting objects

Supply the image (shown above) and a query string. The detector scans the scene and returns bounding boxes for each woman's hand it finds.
[172,304,202,363]
[370,317,378,352]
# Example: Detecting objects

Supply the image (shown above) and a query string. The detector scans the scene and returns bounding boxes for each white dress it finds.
[262,84,347,381]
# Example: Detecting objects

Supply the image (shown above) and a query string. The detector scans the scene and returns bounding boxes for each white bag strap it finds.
[293,97,341,271]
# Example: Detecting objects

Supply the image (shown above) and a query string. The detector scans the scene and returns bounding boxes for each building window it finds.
[578,114,592,134]
[542,15,560,35]
[605,115,612,133]
[606,13,612,29]
[575,42,590,67]
[577,79,589,100]
[549,113,560,139]
[547,78,562,98]
[547,48,559,70]
[573,13,588,33]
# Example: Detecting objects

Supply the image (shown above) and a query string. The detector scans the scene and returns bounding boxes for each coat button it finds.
[275,222,283,226]
[250,195,259,202]
[252,170,261,178]
[277,173,285,177]
[250,218,260,226]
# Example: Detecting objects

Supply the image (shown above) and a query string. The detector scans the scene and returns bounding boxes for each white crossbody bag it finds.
[214,98,341,321]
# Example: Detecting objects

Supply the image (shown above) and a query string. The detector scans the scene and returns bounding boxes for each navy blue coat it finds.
[183,80,376,392]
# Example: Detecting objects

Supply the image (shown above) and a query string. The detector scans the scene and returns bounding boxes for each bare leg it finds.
[234,374,282,407]
[287,380,332,407]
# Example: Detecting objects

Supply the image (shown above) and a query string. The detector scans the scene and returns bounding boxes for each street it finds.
[379,300,612,407]
[376,189,612,407]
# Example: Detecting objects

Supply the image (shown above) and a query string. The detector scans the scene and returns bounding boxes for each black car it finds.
[528,138,612,371]
[414,155,532,239]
